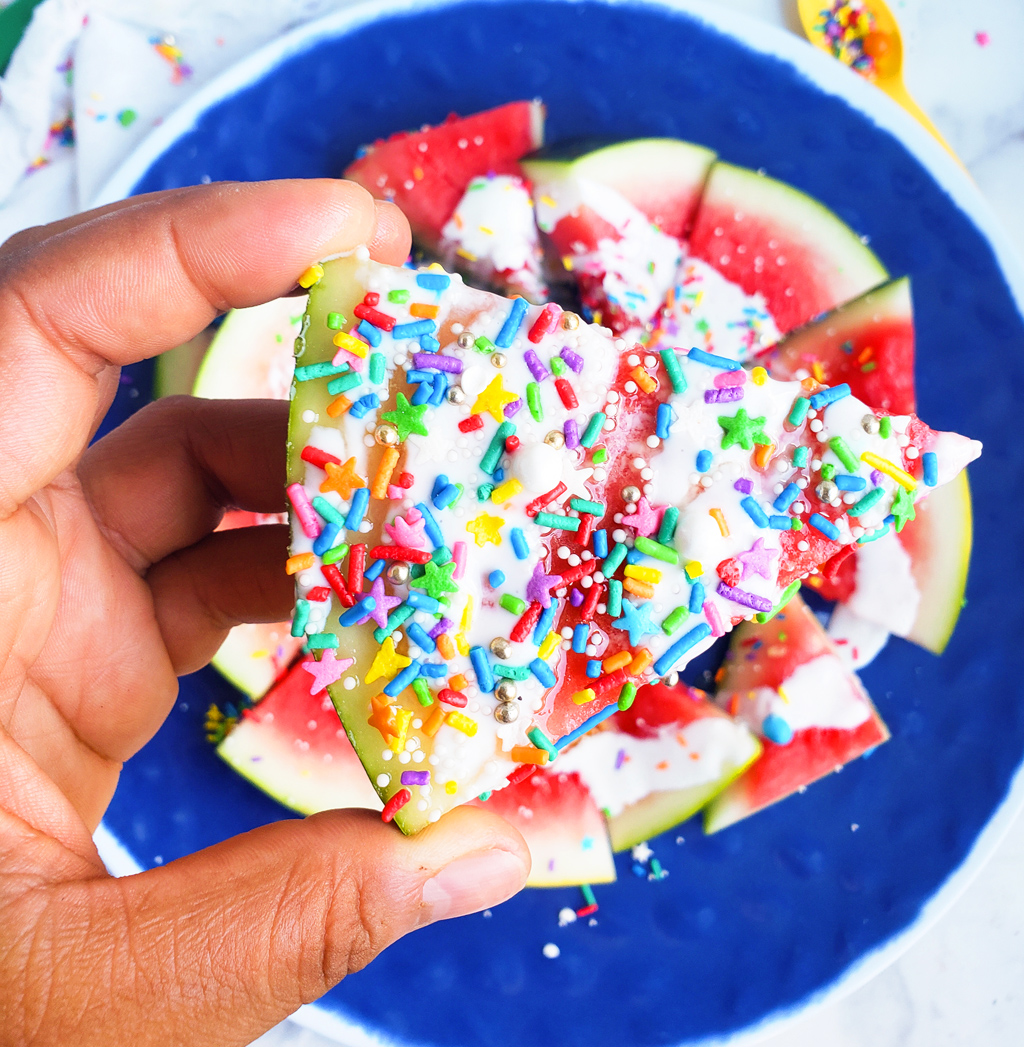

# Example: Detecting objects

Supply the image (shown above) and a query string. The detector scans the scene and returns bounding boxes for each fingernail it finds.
[420,848,528,923]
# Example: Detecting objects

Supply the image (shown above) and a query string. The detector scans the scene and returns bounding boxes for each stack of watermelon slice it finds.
[168,102,978,887]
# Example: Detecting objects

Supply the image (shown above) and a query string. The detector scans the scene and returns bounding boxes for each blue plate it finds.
[93,1,1024,1044]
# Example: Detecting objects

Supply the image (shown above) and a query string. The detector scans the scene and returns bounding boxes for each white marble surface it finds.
[253,2,1024,1045]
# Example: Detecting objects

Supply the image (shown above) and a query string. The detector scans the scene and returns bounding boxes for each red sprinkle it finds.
[381,788,411,823]
[301,445,341,469]
[438,688,468,708]
[321,563,355,608]
[353,303,397,331]
[526,481,567,517]
[505,435,520,453]
[506,764,538,787]
[576,903,599,918]
[305,586,331,602]
[580,581,603,623]
[528,303,561,343]
[363,291,380,306]
[577,512,596,548]
[370,545,432,564]
[716,557,742,587]
[459,415,484,433]
[398,472,415,489]
[510,601,543,643]
[595,668,630,695]
[349,543,366,593]
[555,377,578,410]
[560,558,598,586]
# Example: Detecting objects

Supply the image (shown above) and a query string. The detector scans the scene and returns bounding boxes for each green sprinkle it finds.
[650,858,664,879]
[858,523,891,544]
[327,370,363,396]
[581,883,597,907]
[879,415,892,439]
[290,599,310,638]
[412,678,433,707]
[662,605,689,635]
[117,108,138,127]
[793,446,810,468]
[591,447,608,464]
[500,593,527,615]
[474,335,496,354]
[477,481,495,501]
[617,681,637,712]
[581,412,606,448]
[657,506,680,544]
[326,312,346,330]
[570,497,605,517]
[603,542,628,577]
[494,663,530,680]
[321,542,350,565]
[477,791,492,802]
[754,579,801,623]
[607,579,623,618]
[312,496,346,526]
[295,361,349,382]
[820,462,835,481]
[373,604,415,643]
[527,726,558,761]
[481,421,515,474]
[527,382,543,422]
[790,518,803,530]
[829,436,859,473]
[847,486,885,517]
[659,348,687,393]
[410,563,426,580]
[861,361,877,373]
[535,511,580,531]
[388,289,410,304]
[634,535,679,564]
[788,396,810,426]
[369,352,386,384]
[307,632,339,649]
[550,355,568,377]
[431,546,452,564]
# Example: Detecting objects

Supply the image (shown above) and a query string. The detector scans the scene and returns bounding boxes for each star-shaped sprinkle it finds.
[366,576,402,628]
[368,697,398,741]
[891,484,916,532]
[302,649,354,695]
[612,599,658,646]
[623,496,661,537]
[632,841,654,863]
[718,408,769,451]
[471,375,519,424]
[320,457,366,499]
[419,558,459,599]
[385,508,426,548]
[526,562,561,609]
[466,512,504,547]
[382,392,429,441]
[365,636,411,684]
[736,537,777,581]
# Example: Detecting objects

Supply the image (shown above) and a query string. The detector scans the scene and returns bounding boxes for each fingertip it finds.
[313,178,379,259]
[367,199,413,266]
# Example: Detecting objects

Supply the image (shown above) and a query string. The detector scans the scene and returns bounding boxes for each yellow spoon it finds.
[796,0,963,167]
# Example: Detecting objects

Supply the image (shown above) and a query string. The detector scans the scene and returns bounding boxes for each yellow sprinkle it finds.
[478,225,494,235]
[624,564,662,584]
[561,254,574,271]
[427,261,445,272]
[286,552,315,575]
[709,508,730,537]
[445,710,478,737]
[490,478,523,504]
[684,560,703,581]
[445,780,458,795]
[860,451,917,490]
[540,194,556,207]
[456,247,479,262]
[455,634,470,656]
[538,632,560,660]
[387,708,413,754]
[460,595,474,633]
[333,329,368,357]
[777,686,790,704]
[811,361,826,384]
[572,688,596,705]
[751,366,767,386]
[297,263,323,289]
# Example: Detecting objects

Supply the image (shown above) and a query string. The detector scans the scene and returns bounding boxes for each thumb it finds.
[26,808,529,1047]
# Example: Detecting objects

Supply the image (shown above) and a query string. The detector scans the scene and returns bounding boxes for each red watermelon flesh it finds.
[344,101,545,247]
[759,277,915,415]
[704,595,889,833]
[686,162,889,336]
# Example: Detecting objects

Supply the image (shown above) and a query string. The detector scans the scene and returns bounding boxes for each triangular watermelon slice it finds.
[703,594,889,833]
[288,252,978,834]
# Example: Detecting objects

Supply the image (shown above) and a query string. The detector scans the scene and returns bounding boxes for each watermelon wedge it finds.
[286,251,977,835]
[704,594,890,833]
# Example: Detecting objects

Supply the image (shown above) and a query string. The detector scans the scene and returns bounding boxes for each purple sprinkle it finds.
[716,581,773,614]
[733,478,753,495]
[524,349,550,381]
[704,387,743,404]
[570,588,585,607]
[412,352,462,374]
[614,747,627,770]
[564,418,580,449]
[504,397,523,418]
[401,770,430,787]
[560,346,584,373]
[429,616,454,639]
[870,469,883,485]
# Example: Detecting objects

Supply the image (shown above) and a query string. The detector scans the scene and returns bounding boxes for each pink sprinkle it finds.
[703,599,726,638]
[331,345,367,369]
[713,369,746,388]
[975,31,990,46]
[452,540,467,580]
[286,482,320,539]
[387,484,405,499]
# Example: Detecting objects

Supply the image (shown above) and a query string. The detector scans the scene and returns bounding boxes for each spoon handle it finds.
[879,78,967,171]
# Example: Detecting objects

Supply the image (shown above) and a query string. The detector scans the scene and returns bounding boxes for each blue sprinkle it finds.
[349,393,381,419]
[626,548,647,565]
[762,713,794,745]
[686,347,742,371]
[587,659,602,679]
[415,502,444,548]
[530,658,557,687]
[533,603,557,646]
[339,595,376,627]
[406,591,441,613]
[489,570,506,588]
[555,702,619,750]
[431,474,449,499]
[773,483,800,512]
[416,272,450,292]
[312,521,341,557]
[492,467,505,483]
[633,862,648,878]
[922,451,938,486]
[392,319,436,339]
[364,558,385,582]
[769,515,792,529]
[740,496,770,528]
[428,371,448,406]
[433,483,460,510]
[406,368,434,383]
[835,474,867,492]
[696,449,713,472]
[653,622,712,675]
[809,383,851,409]
[656,402,674,440]
[688,581,705,614]
[470,646,495,693]
[418,661,447,678]
[572,623,589,654]
[384,659,422,697]
[593,529,609,559]
[406,622,436,653]
[419,333,440,352]
[808,513,841,540]
[511,527,529,560]
[356,319,382,347]
[345,488,370,530]
[884,513,895,526]
[411,377,434,405]
[495,296,530,348]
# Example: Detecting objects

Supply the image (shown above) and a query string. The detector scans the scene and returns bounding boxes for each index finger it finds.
[0,179,411,516]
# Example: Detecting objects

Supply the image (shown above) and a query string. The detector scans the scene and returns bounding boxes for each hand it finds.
[0,181,530,1047]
